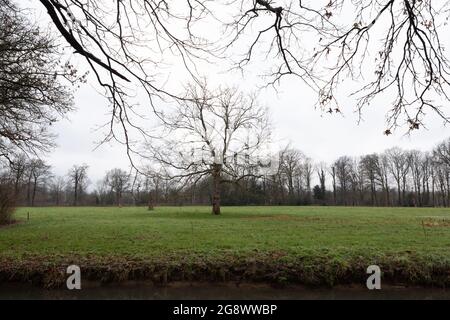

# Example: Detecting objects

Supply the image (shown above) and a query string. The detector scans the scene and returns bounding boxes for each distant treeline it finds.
[2,137,450,208]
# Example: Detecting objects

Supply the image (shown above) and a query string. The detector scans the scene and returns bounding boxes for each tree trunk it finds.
[332,182,336,204]
[212,164,221,215]
[431,175,436,207]
[402,178,407,206]
[447,173,450,207]
[14,175,21,198]
[117,191,122,207]
[26,175,32,206]
[31,178,37,207]
[148,190,154,210]
[385,184,390,206]
[263,177,267,205]
[74,179,78,206]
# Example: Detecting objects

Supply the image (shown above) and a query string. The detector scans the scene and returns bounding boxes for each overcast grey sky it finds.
[25,0,450,184]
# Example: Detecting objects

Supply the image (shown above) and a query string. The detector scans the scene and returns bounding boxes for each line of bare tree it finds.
[2,136,449,208]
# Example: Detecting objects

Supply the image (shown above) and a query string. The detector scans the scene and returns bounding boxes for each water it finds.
[0,282,449,300]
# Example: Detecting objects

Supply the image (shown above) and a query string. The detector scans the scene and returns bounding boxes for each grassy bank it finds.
[0,206,449,287]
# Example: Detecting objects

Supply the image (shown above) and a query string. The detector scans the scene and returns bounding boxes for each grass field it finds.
[1,206,449,287]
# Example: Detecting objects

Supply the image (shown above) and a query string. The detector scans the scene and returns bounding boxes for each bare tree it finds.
[350,158,364,206]
[434,138,450,166]
[408,150,424,206]
[8,153,28,197]
[26,159,51,206]
[433,138,450,206]
[377,153,391,206]
[316,162,327,201]
[386,147,410,206]
[49,176,66,205]
[0,0,83,161]
[148,83,271,214]
[104,168,130,207]
[130,171,142,207]
[0,173,15,225]
[359,154,379,205]
[279,147,304,203]
[303,156,314,203]
[329,164,337,205]
[94,179,109,206]
[433,161,450,207]
[333,156,354,205]
[68,164,89,206]
[141,168,165,210]
[421,152,433,206]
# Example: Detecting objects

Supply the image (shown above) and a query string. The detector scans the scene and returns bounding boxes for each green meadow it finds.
[1,206,449,286]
